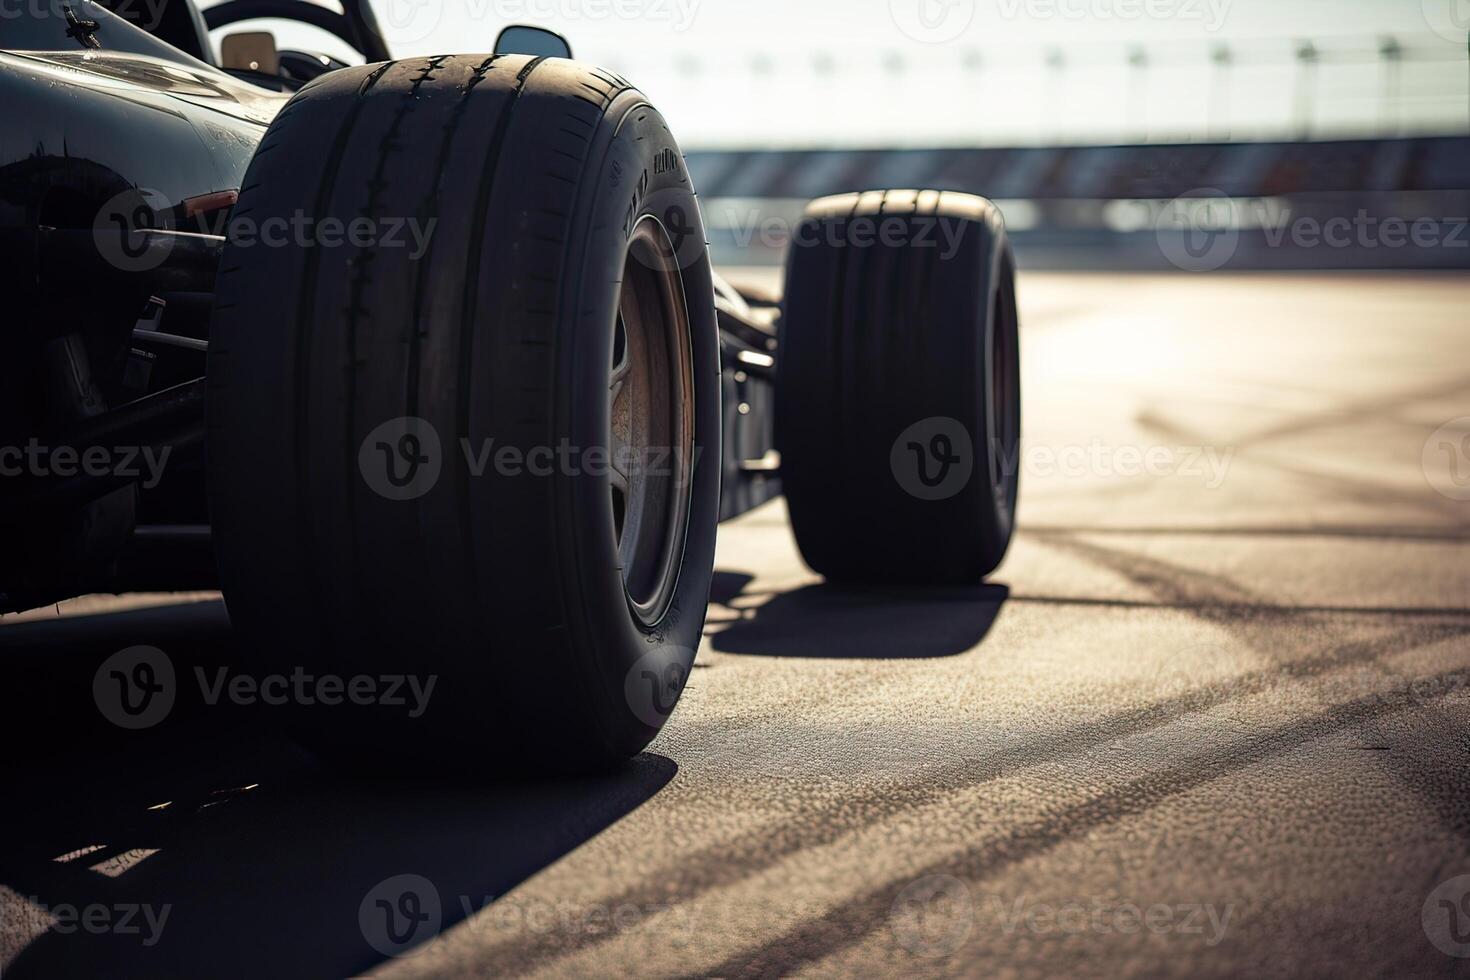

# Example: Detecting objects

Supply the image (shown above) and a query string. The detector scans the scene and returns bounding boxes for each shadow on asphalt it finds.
[0,601,675,979]
[708,572,1009,659]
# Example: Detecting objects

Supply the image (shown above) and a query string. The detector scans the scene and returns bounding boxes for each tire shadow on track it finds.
[706,573,1009,660]
[0,601,675,979]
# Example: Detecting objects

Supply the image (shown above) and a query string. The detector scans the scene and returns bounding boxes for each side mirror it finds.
[220,31,280,74]
[494,24,572,59]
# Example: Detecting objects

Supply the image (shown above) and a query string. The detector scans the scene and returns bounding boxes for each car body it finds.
[2,0,1019,766]
[0,0,778,612]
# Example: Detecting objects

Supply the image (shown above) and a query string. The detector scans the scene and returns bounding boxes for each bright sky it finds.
[203,0,1470,146]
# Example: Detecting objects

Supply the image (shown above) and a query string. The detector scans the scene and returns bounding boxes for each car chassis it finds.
[1,0,782,612]
[1,0,1020,765]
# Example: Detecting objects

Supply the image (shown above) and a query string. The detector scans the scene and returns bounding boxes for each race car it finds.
[0,0,1020,769]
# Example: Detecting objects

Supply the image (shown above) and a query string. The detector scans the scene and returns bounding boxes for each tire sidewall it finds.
[555,97,718,754]
[978,226,1020,566]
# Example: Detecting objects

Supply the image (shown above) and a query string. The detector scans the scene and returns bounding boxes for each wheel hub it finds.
[609,217,695,627]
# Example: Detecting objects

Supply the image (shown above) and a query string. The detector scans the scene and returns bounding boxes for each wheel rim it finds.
[609,217,695,627]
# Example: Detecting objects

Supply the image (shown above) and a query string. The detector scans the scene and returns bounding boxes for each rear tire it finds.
[207,56,720,770]
[777,190,1020,584]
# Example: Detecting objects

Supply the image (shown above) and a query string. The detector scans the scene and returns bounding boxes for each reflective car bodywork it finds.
[0,1,777,612]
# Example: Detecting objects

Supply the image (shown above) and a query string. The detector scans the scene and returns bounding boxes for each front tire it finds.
[207,56,719,769]
[777,190,1020,584]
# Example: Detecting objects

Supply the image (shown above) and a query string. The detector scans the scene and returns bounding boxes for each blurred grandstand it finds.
[205,4,1470,270]
[692,135,1470,269]
[674,31,1470,271]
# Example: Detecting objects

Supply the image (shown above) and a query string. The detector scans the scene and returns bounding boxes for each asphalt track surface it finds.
[1,272,1468,978]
